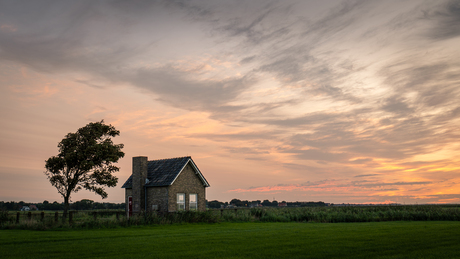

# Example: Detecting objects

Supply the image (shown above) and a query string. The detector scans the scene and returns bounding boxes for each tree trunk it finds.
[63,196,70,221]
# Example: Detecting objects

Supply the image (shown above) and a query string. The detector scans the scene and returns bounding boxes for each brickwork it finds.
[125,188,132,213]
[145,186,169,212]
[124,157,208,214]
[132,156,148,213]
[167,163,206,212]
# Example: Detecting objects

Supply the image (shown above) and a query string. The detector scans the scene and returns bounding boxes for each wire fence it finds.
[2,205,460,230]
[2,210,126,225]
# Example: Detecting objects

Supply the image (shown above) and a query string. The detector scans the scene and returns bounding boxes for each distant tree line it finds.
[0,199,125,211]
[2,199,326,211]
[206,199,328,208]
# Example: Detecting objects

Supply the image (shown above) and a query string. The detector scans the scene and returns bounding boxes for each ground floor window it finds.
[189,194,197,210]
[177,193,185,211]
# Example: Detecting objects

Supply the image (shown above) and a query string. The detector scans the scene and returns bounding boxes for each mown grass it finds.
[1,221,460,258]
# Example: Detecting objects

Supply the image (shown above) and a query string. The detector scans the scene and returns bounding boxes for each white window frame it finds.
[177,193,185,211]
[189,194,197,211]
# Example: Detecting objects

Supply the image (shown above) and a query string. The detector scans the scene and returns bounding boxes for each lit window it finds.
[177,193,185,211]
[189,194,197,210]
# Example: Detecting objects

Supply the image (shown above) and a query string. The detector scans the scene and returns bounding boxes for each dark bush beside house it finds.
[122,156,210,216]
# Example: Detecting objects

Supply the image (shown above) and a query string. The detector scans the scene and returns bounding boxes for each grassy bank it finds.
[2,205,460,230]
[1,221,460,258]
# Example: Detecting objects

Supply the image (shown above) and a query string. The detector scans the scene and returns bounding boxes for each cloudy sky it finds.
[1,0,460,204]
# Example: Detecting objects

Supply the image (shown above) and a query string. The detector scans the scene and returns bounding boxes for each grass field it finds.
[1,221,460,258]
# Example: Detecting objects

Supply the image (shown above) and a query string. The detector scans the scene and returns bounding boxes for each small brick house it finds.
[121,156,210,215]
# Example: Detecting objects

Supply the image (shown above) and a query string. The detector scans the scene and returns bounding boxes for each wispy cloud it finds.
[1,0,460,203]
[422,0,460,40]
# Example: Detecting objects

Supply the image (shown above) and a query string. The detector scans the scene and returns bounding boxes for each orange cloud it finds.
[1,24,17,32]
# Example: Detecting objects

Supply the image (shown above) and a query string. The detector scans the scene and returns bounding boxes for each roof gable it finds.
[121,156,209,188]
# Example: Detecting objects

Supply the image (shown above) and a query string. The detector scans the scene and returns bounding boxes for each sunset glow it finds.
[1,0,460,205]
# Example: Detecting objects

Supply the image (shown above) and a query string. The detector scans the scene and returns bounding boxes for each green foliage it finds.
[44,121,124,216]
[0,209,8,224]
[2,205,460,230]
[0,201,19,211]
[71,199,94,210]
[127,211,220,226]
[219,209,253,222]
[245,205,460,223]
[0,200,125,211]
[206,200,225,209]
[41,201,64,211]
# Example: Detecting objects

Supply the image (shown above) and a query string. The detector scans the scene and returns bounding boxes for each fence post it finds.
[116,212,119,220]
[220,209,223,217]
[16,212,20,223]
[27,212,32,221]
[69,211,73,224]
[41,212,45,221]
[55,212,58,222]
[93,211,97,220]
[235,209,238,215]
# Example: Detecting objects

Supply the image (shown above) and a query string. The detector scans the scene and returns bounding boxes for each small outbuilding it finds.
[121,156,210,215]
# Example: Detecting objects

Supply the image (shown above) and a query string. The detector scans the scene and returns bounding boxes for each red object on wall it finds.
[128,196,132,217]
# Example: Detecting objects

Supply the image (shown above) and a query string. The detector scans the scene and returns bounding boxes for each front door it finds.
[128,196,132,217]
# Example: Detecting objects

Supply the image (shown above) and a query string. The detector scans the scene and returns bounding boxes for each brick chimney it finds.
[132,156,148,213]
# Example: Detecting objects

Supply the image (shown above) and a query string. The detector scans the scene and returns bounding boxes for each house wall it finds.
[125,188,132,215]
[167,163,206,212]
[145,187,169,212]
[132,156,148,214]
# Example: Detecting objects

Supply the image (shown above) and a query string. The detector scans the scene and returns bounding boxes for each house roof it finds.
[121,156,210,188]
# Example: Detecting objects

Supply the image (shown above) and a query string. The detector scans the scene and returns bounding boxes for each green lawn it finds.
[1,221,459,258]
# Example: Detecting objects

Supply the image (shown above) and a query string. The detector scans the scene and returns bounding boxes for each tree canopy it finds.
[44,121,124,217]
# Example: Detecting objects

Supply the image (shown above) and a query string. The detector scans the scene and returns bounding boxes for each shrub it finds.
[2,205,460,230]
[0,209,8,224]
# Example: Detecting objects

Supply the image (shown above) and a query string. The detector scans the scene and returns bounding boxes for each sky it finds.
[1,0,460,205]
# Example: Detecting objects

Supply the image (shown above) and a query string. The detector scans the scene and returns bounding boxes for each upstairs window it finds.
[177,193,185,211]
[189,194,197,210]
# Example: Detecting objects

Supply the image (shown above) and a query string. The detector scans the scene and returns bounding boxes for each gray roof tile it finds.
[121,156,209,188]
